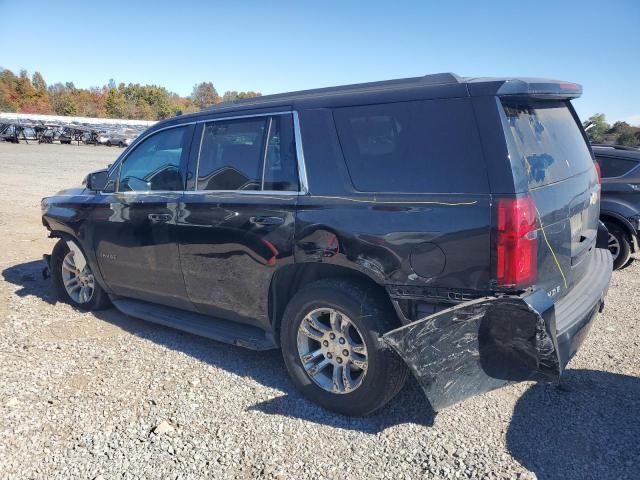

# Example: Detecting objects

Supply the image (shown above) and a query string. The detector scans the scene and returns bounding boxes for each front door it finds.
[178,113,301,328]
[91,123,195,309]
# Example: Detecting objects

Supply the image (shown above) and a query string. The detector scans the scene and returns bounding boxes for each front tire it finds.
[280,279,408,416]
[605,222,631,270]
[50,239,111,310]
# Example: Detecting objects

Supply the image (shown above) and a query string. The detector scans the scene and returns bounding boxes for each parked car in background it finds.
[593,144,640,269]
[41,73,612,416]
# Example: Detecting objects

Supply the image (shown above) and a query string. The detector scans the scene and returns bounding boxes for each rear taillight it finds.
[495,196,538,289]
[594,161,602,184]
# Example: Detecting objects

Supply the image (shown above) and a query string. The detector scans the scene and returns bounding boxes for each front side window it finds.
[197,115,299,191]
[118,126,188,192]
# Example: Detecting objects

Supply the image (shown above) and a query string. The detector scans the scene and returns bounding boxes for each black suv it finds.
[42,73,612,416]
[593,145,640,269]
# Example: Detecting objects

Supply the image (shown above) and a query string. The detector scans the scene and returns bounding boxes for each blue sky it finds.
[1,0,639,124]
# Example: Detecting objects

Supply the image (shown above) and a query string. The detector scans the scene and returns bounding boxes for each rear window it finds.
[501,101,594,188]
[595,155,638,178]
[333,98,488,193]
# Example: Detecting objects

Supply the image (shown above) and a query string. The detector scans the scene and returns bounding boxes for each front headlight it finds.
[41,197,50,214]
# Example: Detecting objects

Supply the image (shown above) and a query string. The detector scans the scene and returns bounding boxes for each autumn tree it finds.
[0,67,259,120]
[191,82,220,109]
[104,87,129,118]
[584,113,609,144]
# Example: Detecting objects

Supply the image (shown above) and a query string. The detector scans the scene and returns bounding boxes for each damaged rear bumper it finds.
[382,248,613,411]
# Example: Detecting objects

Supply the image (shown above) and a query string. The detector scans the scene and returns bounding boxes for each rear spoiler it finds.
[497,79,582,100]
[466,77,582,100]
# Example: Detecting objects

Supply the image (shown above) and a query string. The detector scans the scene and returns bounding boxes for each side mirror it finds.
[84,169,110,191]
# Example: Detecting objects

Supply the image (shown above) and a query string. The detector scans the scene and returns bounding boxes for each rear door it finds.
[178,113,301,329]
[500,101,600,300]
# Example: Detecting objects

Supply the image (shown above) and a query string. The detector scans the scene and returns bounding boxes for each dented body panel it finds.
[383,248,612,410]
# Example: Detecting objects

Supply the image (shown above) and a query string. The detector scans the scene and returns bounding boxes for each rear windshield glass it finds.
[333,98,488,193]
[501,101,593,188]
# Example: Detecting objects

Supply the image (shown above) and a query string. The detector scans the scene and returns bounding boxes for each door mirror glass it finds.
[85,169,109,191]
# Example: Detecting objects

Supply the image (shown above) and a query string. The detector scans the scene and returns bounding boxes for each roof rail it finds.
[206,72,463,111]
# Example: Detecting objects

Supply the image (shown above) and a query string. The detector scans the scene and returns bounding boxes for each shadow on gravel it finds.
[2,259,56,304]
[3,259,435,433]
[247,376,435,433]
[507,369,640,480]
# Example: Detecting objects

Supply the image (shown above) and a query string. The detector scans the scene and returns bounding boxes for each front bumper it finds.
[382,248,613,411]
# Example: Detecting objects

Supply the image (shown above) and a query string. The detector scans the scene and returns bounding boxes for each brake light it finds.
[594,161,602,184]
[495,196,538,289]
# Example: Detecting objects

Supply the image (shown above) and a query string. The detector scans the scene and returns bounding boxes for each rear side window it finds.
[501,101,593,188]
[197,118,267,191]
[333,98,488,193]
[197,115,299,191]
[595,155,638,178]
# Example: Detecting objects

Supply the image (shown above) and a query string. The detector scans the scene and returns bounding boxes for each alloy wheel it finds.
[61,250,95,304]
[608,232,620,261]
[296,307,368,394]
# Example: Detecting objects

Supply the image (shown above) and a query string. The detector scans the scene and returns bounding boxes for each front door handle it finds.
[148,213,172,223]
[250,216,284,226]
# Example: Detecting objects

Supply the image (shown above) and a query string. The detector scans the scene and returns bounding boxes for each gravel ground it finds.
[0,142,638,480]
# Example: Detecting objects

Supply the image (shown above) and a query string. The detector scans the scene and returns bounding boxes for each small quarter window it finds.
[263,115,300,191]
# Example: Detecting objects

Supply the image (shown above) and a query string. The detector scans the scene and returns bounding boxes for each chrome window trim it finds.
[292,111,309,194]
[105,110,309,196]
[261,117,273,191]
[183,189,299,196]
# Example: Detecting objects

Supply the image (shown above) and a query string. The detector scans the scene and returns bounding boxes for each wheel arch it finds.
[268,263,398,340]
[601,212,637,251]
[47,229,112,293]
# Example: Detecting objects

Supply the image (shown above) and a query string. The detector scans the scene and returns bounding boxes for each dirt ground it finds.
[0,142,638,480]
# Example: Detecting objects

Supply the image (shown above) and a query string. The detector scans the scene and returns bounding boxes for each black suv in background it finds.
[593,145,640,269]
[42,73,612,416]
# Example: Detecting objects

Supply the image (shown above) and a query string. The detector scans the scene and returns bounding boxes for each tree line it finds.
[0,67,261,121]
[583,114,640,147]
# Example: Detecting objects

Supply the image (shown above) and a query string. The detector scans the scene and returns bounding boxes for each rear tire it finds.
[50,239,111,310]
[280,279,408,416]
[605,222,631,270]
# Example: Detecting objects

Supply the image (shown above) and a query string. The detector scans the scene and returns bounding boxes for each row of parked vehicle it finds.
[0,119,147,147]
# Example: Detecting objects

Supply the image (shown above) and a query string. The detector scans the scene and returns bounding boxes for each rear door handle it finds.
[250,216,284,226]
[148,213,172,222]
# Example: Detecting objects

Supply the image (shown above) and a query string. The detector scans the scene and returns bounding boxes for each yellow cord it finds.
[536,207,568,290]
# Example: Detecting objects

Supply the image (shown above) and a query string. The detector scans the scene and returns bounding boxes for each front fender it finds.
[382,292,560,411]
